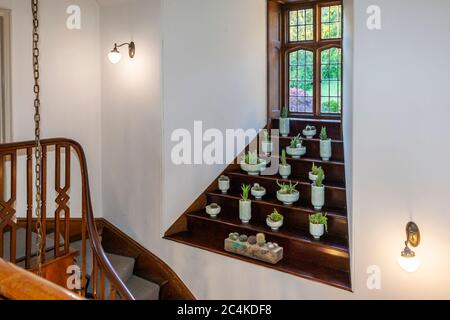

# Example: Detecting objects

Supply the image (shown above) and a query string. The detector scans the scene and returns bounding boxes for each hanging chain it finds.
[32,0,43,276]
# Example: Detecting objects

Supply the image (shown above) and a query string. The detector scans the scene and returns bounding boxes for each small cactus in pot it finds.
[278,149,291,179]
[261,130,273,156]
[311,170,325,211]
[309,212,328,240]
[251,183,266,200]
[309,163,325,183]
[286,134,306,159]
[279,106,290,137]
[320,127,332,161]
[276,180,300,206]
[303,125,317,139]
[239,184,252,224]
[266,209,284,231]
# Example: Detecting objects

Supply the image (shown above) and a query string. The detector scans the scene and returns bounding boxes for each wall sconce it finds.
[398,222,421,273]
[108,41,136,64]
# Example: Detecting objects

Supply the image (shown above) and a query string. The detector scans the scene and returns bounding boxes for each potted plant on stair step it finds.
[278,149,291,179]
[311,170,325,211]
[320,127,332,161]
[261,129,273,156]
[218,175,230,194]
[239,184,252,224]
[309,212,328,240]
[251,183,266,200]
[276,180,300,206]
[309,163,325,183]
[241,150,267,176]
[266,209,284,231]
[279,106,290,137]
[286,134,306,159]
[303,125,317,139]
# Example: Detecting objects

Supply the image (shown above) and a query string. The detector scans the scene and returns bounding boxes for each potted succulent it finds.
[241,150,267,176]
[311,170,325,211]
[266,209,284,231]
[309,163,325,183]
[320,127,332,161]
[251,183,266,200]
[309,212,328,240]
[276,180,300,206]
[239,184,252,224]
[279,106,290,137]
[303,125,317,139]
[286,134,306,159]
[278,149,291,179]
[261,130,273,156]
[218,175,230,194]
[206,203,221,219]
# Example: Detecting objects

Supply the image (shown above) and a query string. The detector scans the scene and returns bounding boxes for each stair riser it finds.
[278,138,344,162]
[207,194,348,239]
[285,161,345,185]
[271,119,342,140]
[223,174,347,209]
[187,217,350,272]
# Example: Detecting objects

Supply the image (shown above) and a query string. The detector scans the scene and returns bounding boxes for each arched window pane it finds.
[321,47,342,113]
[289,50,314,113]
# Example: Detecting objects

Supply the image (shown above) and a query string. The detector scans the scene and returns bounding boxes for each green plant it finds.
[281,149,288,166]
[267,209,284,222]
[277,180,299,194]
[309,212,328,232]
[241,184,251,201]
[305,125,316,132]
[281,106,289,119]
[314,170,325,187]
[311,163,324,176]
[290,134,302,148]
[242,150,260,165]
[320,127,328,141]
[262,129,271,142]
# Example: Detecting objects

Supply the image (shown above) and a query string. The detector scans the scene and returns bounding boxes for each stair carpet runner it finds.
[3,228,160,300]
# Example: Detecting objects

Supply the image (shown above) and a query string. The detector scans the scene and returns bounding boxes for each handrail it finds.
[0,138,134,300]
[0,257,83,300]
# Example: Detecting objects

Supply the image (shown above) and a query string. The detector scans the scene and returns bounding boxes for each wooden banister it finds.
[0,138,134,300]
[0,257,83,300]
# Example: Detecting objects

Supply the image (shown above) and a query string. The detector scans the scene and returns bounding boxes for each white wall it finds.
[100,0,162,244]
[0,0,102,217]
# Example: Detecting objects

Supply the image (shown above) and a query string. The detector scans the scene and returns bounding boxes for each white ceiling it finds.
[96,0,136,7]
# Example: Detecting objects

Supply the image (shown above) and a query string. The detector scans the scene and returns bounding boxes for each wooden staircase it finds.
[0,138,194,300]
[165,117,351,291]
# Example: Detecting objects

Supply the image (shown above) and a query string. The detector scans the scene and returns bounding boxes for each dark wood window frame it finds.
[281,0,343,119]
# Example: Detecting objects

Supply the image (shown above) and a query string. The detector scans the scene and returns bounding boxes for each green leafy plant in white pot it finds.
[319,127,332,161]
[279,106,290,137]
[266,209,284,231]
[311,170,325,211]
[239,184,252,224]
[278,149,291,179]
[241,150,267,176]
[309,212,328,240]
[309,163,325,183]
[286,134,306,159]
[251,183,266,200]
[303,125,317,139]
[261,130,273,156]
[276,180,300,206]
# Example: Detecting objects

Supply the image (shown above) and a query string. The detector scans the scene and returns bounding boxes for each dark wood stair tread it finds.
[277,136,343,144]
[164,231,351,291]
[187,210,349,254]
[225,170,346,190]
[271,155,345,166]
[207,190,347,219]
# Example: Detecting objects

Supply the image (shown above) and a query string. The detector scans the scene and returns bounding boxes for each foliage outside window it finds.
[285,2,343,115]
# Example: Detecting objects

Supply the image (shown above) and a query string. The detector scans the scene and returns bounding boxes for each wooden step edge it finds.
[276,136,344,144]
[272,117,342,124]
[207,191,348,220]
[187,211,349,255]
[224,170,347,191]
[271,155,345,166]
[164,232,352,292]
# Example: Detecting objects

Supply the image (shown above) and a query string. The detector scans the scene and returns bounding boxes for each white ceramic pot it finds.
[251,184,266,200]
[277,190,300,206]
[266,218,284,231]
[241,160,267,176]
[311,185,325,211]
[279,118,290,137]
[303,129,317,139]
[239,200,252,224]
[310,223,325,240]
[206,204,221,219]
[279,164,291,179]
[286,145,306,159]
[320,139,332,161]
[309,172,325,183]
[218,176,230,194]
[262,141,273,156]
